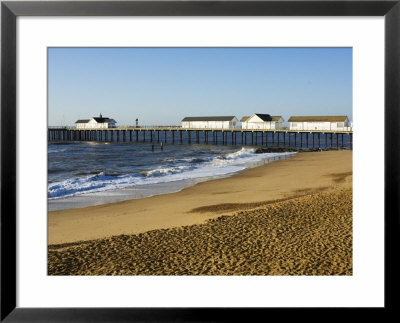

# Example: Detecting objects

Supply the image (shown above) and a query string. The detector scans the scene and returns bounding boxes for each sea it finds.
[48,141,296,211]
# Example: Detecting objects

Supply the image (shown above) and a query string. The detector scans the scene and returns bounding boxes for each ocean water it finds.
[48,142,296,211]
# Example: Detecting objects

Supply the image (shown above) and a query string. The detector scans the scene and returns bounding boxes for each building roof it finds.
[92,117,114,123]
[75,117,115,124]
[242,115,283,122]
[288,116,348,122]
[253,113,272,121]
[182,116,237,122]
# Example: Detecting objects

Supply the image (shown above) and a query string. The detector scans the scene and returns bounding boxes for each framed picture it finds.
[1,0,399,321]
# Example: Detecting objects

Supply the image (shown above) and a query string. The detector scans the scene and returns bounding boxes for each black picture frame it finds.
[1,0,399,321]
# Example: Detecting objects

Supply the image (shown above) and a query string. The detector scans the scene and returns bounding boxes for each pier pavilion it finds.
[288,116,351,131]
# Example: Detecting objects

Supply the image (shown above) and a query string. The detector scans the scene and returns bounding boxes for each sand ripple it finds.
[48,189,352,275]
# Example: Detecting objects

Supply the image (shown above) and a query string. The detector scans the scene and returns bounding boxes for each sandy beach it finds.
[48,150,352,275]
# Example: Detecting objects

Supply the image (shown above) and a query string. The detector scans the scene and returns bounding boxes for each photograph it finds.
[3,0,398,319]
[47,47,353,276]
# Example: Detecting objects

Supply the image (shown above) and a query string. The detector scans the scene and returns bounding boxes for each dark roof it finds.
[182,116,237,122]
[242,115,283,122]
[75,117,115,124]
[253,114,272,121]
[92,117,114,123]
[288,116,348,122]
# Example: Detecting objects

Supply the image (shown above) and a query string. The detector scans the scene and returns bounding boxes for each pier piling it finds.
[48,127,353,150]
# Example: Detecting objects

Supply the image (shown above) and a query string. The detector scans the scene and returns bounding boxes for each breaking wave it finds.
[48,147,295,199]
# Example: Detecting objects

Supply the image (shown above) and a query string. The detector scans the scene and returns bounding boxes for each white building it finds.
[241,114,284,130]
[181,116,239,129]
[75,114,117,129]
[288,116,351,131]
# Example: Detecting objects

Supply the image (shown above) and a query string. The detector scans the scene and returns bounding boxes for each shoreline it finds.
[48,150,295,212]
[48,150,352,245]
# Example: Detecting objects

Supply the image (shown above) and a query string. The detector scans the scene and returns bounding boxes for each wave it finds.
[48,148,295,199]
[48,147,67,153]
[74,170,121,176]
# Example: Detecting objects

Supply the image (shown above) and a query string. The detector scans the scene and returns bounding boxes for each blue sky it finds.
[48,47,352,126]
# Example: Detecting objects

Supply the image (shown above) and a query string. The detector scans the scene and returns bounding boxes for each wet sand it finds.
[48,150,352,276]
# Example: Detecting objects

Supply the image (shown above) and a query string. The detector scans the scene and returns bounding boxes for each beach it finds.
[48,150,352,275]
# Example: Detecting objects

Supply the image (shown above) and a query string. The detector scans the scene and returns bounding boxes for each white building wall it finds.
[208,121,230,129]
[83,122,108,129]
[76,119,116,129]
[290,121,328,131]
[181,119,239,129]
[76,123,86,129]
[289,122,300,130]
[242,121,285,130]
[181,121,190,128]
[290,120,350,131]
[242,122,275,130]
[331,120,350,131]
[330,122,338,131]
[241,116,284,130]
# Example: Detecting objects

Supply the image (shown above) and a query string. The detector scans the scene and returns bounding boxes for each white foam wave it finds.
[144,165,192,177]
[48,147,67,153]
[48,148,296,199]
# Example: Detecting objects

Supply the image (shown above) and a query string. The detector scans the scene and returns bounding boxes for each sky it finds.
[48,47,352,126]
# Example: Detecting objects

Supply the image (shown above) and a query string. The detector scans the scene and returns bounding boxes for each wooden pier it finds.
[48,126,353,150]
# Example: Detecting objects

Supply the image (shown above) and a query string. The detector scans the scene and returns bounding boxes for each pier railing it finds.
[49,125,353,133]
[48,126,70,129]
[117,125,183,130]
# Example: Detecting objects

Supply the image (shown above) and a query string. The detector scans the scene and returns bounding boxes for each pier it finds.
[48,126,353,150]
